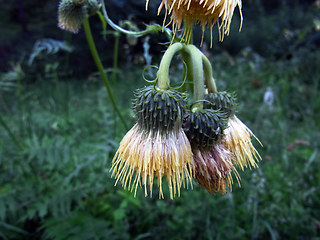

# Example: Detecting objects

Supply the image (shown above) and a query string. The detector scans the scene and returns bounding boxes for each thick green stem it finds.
[180,51,194,92]
[183,45,205,112]
[202,54,217,93]
[157,42,184,90]
[0,115,24,150]
[83,16,128,130]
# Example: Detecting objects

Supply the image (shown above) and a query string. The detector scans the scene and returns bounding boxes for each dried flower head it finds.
[183,109,238,193]
[148,0,243,44]
[193,144,237,194]
[58,0,100,33]
[111,86,194,199]
[58,0,86,33]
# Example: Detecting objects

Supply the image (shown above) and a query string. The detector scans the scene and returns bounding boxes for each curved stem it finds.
[96,11,107,39]
[83,16,128,130]
[183,45,205,112]
[202,54,217,93]
[180,51,194,93]
[101,1,165,37]
[157,42,184,90]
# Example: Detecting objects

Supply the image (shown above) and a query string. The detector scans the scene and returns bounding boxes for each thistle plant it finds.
[57,0,261,199]
[111,43,195,199]
[180,45,240,194]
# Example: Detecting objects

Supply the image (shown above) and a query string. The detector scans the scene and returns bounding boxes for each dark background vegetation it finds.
[0,0,320,239]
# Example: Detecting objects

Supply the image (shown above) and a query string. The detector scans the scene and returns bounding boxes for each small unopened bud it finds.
[183,109,227,149]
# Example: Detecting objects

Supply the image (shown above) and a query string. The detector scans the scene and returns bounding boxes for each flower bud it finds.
[183,109,227,149]
[204,91,237,117]
[135,86,186,135]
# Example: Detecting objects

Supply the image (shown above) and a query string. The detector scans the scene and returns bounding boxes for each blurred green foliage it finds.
[1,0,320,239]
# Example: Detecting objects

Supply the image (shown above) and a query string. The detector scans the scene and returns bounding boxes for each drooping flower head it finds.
[183,109,238,193]
[192,144,235,194]
[111,86,194,199]
[204,91,262,171]
[223,115,262,170]
[150,0,243,44]
[58,0,100,33]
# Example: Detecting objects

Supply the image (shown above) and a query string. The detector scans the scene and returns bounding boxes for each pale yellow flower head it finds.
[112,124,194,199]
[203,92,261,171]
[147,0,243,45]
[111,87,194,199]
[223,115,262,171]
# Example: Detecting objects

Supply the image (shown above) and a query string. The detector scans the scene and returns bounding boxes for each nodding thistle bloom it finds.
[111,86,194,199]
[58,0,100,33]
[204,92,262,171]
[223,115,262,170]
[152,0,243,44]
[183,109,238,194]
